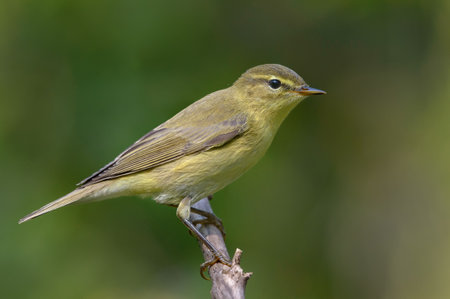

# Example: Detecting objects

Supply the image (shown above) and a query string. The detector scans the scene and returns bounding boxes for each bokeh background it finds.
[1,0,449,298]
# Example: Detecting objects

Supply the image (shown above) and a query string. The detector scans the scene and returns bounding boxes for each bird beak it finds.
[294,86,326,96]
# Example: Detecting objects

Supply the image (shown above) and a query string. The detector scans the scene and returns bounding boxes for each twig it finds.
[190,197,252,299]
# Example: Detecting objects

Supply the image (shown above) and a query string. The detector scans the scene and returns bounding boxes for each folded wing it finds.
[78,113,248,187]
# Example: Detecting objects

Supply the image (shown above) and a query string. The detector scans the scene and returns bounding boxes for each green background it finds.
[1,0,449,298]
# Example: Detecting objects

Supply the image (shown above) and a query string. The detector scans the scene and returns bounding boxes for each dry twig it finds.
[190,198,252,299]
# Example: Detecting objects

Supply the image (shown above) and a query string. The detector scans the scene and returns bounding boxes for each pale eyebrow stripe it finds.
[250,75,296,88]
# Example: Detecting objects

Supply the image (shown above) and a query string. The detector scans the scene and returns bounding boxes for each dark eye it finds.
[268,79,281,89]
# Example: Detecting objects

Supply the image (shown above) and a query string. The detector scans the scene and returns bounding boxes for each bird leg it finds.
[168,201,226,238]
[190,207,226,239]
[176,197,231,279]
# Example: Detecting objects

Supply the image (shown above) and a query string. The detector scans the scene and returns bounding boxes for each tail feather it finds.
[19,183,106,224]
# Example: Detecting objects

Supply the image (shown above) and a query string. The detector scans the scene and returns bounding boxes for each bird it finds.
[19,64,325,271]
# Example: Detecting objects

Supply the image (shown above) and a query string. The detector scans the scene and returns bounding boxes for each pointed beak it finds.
[294,86,326,96]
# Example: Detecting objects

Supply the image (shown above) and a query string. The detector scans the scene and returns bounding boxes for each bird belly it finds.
[114,130,273,206]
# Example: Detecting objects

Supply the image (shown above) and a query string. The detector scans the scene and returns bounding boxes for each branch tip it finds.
[232,248,243,265]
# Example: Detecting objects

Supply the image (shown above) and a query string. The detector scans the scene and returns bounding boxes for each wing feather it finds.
[78,113,247,186]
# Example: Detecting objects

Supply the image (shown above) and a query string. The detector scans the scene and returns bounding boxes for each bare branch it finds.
[190,198,252,299]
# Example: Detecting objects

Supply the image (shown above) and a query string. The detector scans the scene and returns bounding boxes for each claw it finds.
[199,256,232,280]
[176,197,231,279]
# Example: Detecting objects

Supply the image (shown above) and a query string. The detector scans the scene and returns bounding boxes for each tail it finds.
[19,183,107,224]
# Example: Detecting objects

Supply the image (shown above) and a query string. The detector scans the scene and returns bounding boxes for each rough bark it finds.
[190,198,252,299]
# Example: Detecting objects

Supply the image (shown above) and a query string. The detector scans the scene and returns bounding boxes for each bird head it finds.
[233,64,326,121]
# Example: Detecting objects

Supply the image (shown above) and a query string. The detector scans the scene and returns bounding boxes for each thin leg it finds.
[190,207,226,239]
[168,202,226,238]
[176,197,231,278]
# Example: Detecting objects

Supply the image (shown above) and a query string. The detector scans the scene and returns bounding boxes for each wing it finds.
[78,113,247,187]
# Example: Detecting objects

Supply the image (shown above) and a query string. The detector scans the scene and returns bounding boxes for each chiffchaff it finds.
[20,64,325,271]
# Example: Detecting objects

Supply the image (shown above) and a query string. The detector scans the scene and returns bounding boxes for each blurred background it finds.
[1,0,449,298]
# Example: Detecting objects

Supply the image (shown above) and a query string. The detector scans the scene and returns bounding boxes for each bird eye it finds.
[268,79,282,89]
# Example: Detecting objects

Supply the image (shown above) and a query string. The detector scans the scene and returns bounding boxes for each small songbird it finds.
[19,64,325,269]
